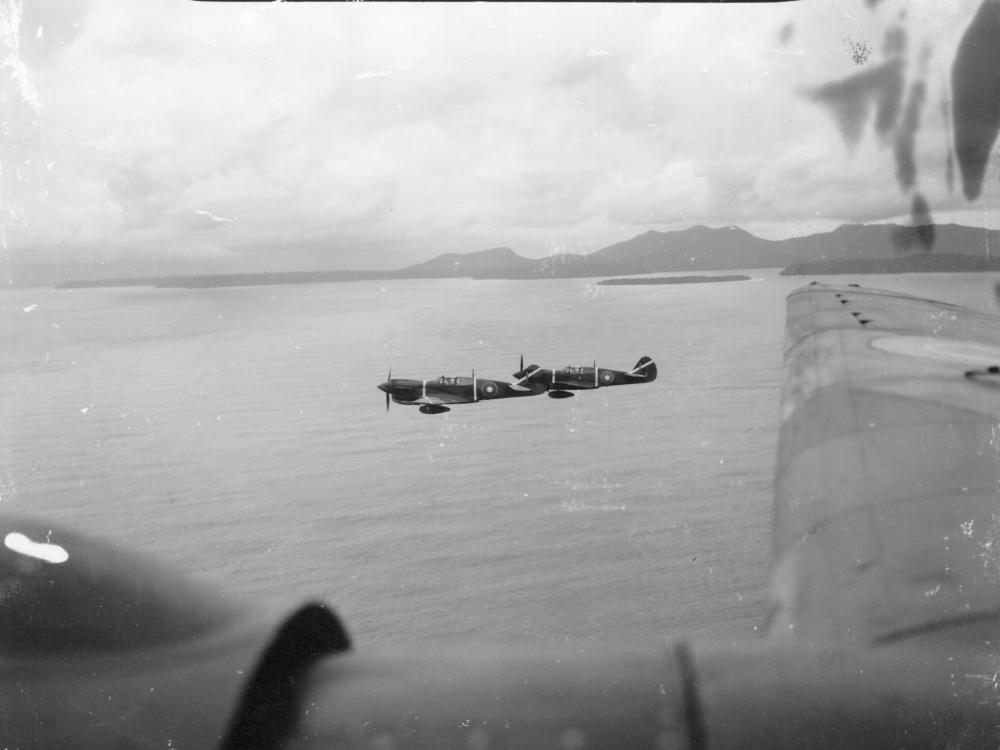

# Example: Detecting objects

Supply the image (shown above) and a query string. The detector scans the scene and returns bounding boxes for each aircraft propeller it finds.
[384,368,391,412]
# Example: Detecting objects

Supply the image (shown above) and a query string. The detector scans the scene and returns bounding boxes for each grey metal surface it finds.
[773,283,1000,647]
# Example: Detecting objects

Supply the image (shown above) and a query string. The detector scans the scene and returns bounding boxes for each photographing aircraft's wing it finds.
[773,282,1000,650]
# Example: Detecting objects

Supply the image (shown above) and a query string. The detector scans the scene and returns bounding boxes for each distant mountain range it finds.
[468,223,1000,279]
[55,223,1000,289]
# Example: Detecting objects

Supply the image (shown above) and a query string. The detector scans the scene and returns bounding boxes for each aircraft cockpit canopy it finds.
[434,376,467,386]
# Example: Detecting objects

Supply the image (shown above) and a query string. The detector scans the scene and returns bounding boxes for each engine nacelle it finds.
[0,516,351,750]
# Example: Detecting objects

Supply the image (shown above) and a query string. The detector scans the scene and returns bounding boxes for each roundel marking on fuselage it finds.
[480,381,499,397]
[600,371,615,384]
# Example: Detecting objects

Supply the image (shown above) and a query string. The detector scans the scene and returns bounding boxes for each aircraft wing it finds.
[551,380,597,390]
[413,391,470,406]
[772,282,1000,650]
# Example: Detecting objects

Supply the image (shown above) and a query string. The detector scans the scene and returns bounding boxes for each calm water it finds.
[3,270,998,647]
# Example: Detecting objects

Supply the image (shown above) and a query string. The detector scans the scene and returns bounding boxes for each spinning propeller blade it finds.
[385,368,391,412]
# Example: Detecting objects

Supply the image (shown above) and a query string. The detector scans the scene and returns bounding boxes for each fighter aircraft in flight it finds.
[6,282,1000,748]
[511,355,657,398]
[377,369,546,414]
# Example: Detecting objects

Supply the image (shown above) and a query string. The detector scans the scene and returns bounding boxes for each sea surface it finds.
[3,270,999,648]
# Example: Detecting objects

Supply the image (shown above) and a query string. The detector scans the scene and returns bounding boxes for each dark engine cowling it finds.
[0,517,349,749]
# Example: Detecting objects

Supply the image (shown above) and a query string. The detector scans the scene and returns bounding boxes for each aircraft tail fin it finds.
[629,356,656,381]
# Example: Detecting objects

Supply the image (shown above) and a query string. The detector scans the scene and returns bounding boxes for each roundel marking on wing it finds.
[869,336,1000,367]
[480,381,499,397]
[600,371,615,384]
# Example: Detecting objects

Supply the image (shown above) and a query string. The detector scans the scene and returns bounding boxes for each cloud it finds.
[194,210,236,225]
[584,161,711,226]
[352,70,392,81]
[2,0,990,279]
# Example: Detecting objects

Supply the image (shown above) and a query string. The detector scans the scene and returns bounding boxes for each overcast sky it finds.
[0,0,993,279]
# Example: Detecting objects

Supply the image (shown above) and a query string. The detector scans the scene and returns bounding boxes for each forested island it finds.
[780,253,1000,276]
[52,223,1000,289]
[597,275,751,285]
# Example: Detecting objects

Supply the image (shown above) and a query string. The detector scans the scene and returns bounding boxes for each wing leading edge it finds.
[772,282,1000,651]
